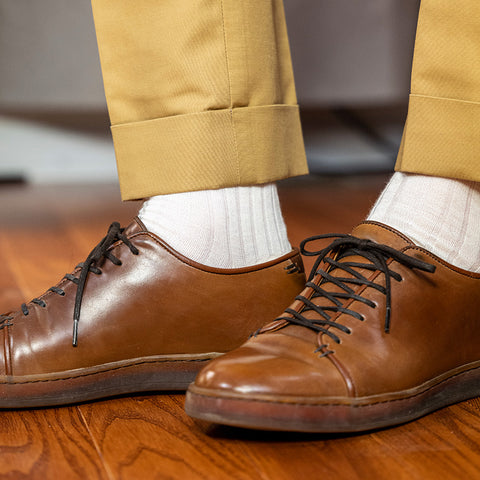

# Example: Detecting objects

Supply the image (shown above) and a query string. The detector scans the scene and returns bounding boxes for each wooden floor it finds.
[0,176,479,480]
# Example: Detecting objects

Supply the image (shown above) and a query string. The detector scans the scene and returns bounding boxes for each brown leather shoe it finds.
[186,221,480,432]
[0,218,305,408]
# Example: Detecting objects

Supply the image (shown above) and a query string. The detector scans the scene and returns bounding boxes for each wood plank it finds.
[1,179,480,480]
[78,395,261,480]
[192,403,480,480]
[0,184,138,304]
[0,185,118,479]
[0,236,25,315]
[80,393,480,480]
[0,407,110,479]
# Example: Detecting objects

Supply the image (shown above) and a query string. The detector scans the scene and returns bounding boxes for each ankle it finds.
[368,172,480,272]
[138,184,291,268]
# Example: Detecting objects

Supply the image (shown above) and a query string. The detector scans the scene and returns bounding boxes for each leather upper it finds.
[0,218,306,377]
[194,222,480,401]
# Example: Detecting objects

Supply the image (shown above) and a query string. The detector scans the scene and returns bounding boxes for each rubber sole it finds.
[0,353,220,408]
[185,365,480,432]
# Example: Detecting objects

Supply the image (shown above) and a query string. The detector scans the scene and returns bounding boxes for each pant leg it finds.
[91,0,308,200]
[396,0,480,182]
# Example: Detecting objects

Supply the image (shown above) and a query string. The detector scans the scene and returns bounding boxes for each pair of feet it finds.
[1,216,479,433]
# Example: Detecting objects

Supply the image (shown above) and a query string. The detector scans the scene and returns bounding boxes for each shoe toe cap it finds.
[194,333,348,398]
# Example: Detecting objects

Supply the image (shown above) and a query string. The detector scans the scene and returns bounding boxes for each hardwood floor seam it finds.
[77,405,116,480]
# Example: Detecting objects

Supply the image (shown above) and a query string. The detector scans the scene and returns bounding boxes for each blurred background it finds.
[0,0,421,184]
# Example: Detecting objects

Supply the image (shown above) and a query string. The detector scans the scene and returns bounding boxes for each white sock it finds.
[367,172,480,272]
[138,184,291,268]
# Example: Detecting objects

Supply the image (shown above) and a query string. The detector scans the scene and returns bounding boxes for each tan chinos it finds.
[91,0,480,201]
[91,0,308,200]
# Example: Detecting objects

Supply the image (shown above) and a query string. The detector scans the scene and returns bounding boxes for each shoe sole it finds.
[185,364,480,432]
[0,353,220,408]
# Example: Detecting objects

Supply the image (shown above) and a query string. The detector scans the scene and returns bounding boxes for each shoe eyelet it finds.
[59,291,66,297]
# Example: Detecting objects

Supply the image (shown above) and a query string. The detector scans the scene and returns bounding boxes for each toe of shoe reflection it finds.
[193,339,347,398]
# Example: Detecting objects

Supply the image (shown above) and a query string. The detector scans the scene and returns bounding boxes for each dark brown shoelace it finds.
[0,222,139,346]
[274,233,436,346]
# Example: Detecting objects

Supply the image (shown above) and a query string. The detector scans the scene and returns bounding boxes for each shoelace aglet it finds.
[385,306,391,333]
[72,318,79,347]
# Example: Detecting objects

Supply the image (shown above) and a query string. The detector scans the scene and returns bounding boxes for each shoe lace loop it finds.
[275,233,436,344]
[0,222,139,347]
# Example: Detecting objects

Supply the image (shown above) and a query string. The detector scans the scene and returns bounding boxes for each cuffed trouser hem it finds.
[396,94,480,182]
[112,104,308,200]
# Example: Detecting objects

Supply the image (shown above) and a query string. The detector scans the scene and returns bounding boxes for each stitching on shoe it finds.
[403,246,480,278]
[192,364,480,408]
[0,358,211,385]
[319,258,396,397]
[354,222,478,277]
[3,327,11,377]
[357,221,414,244]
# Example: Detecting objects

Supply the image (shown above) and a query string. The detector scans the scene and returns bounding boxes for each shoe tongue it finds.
[123,217,147,236]
[302,222,414,319]
[326,221,414,280]
[351,222,414,250]
[262,222,416,337]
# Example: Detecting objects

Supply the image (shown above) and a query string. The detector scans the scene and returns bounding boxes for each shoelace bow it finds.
[0,222,139,347]
[274,233,436,347]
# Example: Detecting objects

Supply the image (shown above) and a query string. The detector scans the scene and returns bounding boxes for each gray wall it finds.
[0,1,104,110]
[285,0,420,106]
[0,0,420,111]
